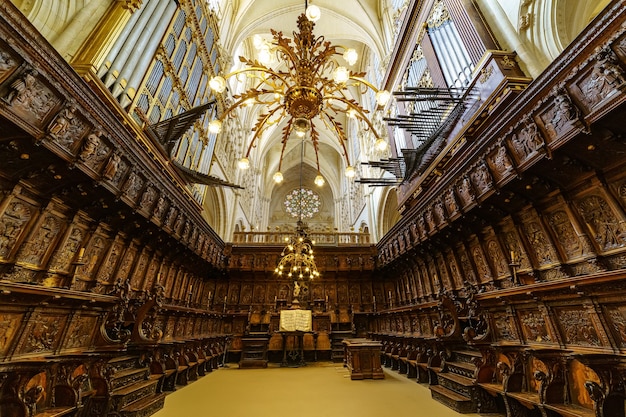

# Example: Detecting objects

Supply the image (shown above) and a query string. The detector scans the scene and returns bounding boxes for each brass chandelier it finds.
[207,1,391,185]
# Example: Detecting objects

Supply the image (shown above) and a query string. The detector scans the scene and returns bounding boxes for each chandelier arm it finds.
[243,105,285,157]
[347,75,382,93]
[319,111,351,168]
[217,89,274,122]
[222,66,290,87]
[276,124,292,171]
[323,96,381,140]
[272,43,300,71]
[311,45,339,75]
[308,124,323,173]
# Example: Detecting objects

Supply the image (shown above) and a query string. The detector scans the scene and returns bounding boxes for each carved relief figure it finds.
[79,130,101,161]
[25,314,61,353]
[4,70,37,106]
[103,153,121,180]
[548,210,581,258]
[583,47,626,107]
[577,195,626,250]
[459,250,477,284]
[434,200,446,224]
[472,163,492,194]
[123,171,143,200]
[20,215,59,265]
[48,106,76,137]
[487,240,508,277]
[546,91,578,137]
[0,201,31,259]
[50,227,83,272]
[524,221,557,265]
[558,309,601,346]
[492,145,513,176]
[512,118,542,159]
[444,189,458,215]
[4,70,56,118]
[472,246,491,282]
[0,50,16,73]
[493,313,517,341]
[607,308,626,348]
[140,187,157,210]
[520,311,551,342]
[425,208,436,232]
[458,176,473,206]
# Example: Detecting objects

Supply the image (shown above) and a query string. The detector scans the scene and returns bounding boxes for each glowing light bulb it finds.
[343,48,358,65]
[208,119,222,134]
[314,174,325,187]
[333,66,350,84]
[238,157,250,170]
[273,171,283,183]
[305,4,321,22]
[347,108,357,119]
[345,166,356,178]
[209,76,226,93]
[375,90,391,106]
[375,138,388,151]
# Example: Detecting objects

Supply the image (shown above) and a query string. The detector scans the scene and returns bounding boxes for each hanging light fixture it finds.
[208,0,391,181]
[274,139,320,301]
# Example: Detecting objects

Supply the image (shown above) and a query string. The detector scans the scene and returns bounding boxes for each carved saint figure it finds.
[103,153,120,180]
[493,145,513,174]
[0,50,16,73]
[547,92,577,136]
[512,120,541,158]
[48,106,75,137]
[584,47,626,107]
[4,70,37,106]
[79,130,101,161]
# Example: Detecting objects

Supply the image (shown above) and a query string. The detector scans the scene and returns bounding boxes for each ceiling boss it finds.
[207,1,391,186]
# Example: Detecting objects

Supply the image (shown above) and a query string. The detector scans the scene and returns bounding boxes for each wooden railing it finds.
[232,232,372,246]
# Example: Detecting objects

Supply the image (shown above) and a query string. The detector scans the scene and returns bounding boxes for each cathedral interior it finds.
[1,0,626,416]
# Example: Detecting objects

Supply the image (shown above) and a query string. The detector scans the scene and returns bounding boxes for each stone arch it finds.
[378,188,401,239]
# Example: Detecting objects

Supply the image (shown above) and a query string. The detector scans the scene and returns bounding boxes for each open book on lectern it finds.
[279,309,312,332]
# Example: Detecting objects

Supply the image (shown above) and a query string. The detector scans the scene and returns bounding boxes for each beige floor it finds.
[152,363,482,417]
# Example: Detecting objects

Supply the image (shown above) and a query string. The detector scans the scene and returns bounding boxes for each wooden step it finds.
[110,367,149,390]
[438,370,475,387]
[430,385,476,414]
[121,393,166,417]
[543,403,595,417]
[111,379,159,411]
[35,407,76,417]
[108,355,139,371]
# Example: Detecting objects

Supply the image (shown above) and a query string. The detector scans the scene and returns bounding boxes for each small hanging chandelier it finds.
[274,220,320,281]
[274,138,320,294]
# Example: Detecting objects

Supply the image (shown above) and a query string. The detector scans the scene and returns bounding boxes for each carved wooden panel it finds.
[0,197,35,262]
[554,307,602,347]
[518,310,553,344]
[1,66,62,128]
[469,237,493,283]
[492,311,519,342]
[518,208,561,271]
[0,309,24,358]
[604,304,626,348]
[573,193,626,253]
[14,310,69,357]
[63,313,98,350]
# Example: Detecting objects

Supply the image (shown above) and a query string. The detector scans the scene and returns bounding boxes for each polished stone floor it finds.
[152,362,483,417]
